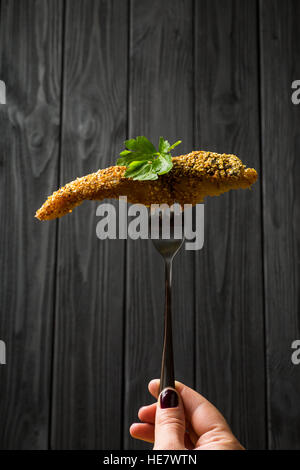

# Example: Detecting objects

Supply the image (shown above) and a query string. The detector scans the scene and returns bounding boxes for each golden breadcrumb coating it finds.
[35,151,257,221]
[171,151,257,205]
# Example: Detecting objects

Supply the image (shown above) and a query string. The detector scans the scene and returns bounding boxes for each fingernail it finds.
[160,388,178,409]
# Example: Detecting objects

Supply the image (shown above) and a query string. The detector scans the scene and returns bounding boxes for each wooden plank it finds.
[0,0,63,449]
[194,0,266,449]
[260,0,300,450]
[124,0,195,450]
[50,0,128,450]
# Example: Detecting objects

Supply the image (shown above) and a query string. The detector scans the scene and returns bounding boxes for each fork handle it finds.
[160,259,175,393]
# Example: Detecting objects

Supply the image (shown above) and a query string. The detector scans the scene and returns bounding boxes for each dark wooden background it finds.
[0,0,299,450]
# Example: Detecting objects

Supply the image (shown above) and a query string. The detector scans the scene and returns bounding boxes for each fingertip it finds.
[148,378,159,388]
[129,422,155,444]
[138,402,157,424]
[137,406,146,419]
[159,387,180,409]
[174,380,185,393]
[129,423,138,437]
[148,379,160,398]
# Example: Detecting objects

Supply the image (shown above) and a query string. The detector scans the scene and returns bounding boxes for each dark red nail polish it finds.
[160,389,178,408]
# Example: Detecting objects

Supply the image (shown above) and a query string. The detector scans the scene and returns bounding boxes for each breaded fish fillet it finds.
[35,151,257,220]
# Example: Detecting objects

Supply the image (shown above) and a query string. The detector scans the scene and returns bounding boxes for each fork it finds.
[149,208,185,392]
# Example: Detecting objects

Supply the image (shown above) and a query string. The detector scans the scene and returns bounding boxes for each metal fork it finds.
[149,208,185,392]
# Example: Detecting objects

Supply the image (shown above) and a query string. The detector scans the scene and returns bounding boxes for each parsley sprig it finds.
[117,136,182,181]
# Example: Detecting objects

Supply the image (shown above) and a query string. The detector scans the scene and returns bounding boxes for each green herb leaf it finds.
[117,136,182,180]
[158,137,170,154]
[125,136,157,155]
[152,154,173,175]
[169,140,182,151]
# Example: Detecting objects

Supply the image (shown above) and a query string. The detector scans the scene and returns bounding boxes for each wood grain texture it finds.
[124,0,195,450]
[0,0,63,449]
[194,0,266,449]
[50,0,128,450]
[260,0,300,449]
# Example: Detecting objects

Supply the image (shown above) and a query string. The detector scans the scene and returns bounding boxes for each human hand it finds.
[130,379,244,450]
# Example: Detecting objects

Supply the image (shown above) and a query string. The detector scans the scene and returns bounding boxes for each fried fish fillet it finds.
[35,151,257,221]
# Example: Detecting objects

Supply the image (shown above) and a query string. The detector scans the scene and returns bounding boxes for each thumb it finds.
[154,387,186,450]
